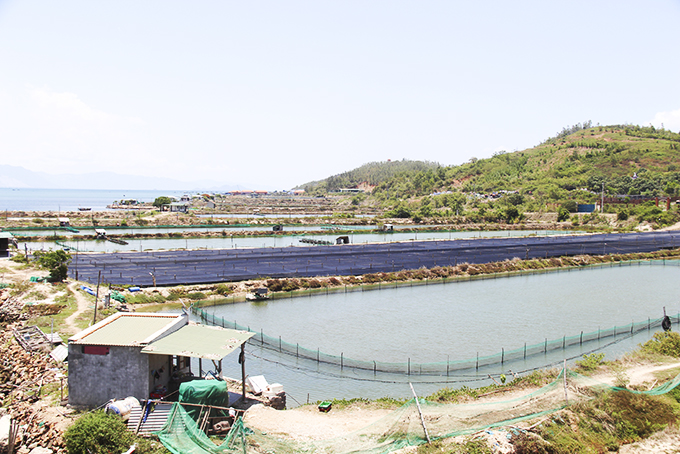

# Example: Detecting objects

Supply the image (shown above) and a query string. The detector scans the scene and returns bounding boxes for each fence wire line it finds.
[195,306,669,376]
[193,261,680,375]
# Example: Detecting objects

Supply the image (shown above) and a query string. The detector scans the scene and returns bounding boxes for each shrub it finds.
[186,292,206,301]
[575,353,605,372]
[63,411,134,454]
[557,207,570,222]
[641,331,680,357]
[617,209,629,221]
[214,283,232,295]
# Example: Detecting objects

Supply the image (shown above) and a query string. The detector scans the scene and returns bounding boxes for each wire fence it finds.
[192,258,680,375]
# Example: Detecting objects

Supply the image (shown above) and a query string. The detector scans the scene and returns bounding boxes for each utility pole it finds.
[601,182,605,213]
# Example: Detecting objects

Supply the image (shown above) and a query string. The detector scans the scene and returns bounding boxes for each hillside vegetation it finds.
[299,159,439,193]
[310,123,680,227]
[370,123,680,201]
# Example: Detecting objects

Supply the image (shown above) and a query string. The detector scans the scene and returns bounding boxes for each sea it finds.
[0,188,191,212]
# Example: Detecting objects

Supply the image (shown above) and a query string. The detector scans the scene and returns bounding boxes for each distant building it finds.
[0,232,14,258]
[161,202,189,213]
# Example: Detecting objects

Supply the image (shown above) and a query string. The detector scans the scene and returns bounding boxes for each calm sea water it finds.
[0,188,189,212]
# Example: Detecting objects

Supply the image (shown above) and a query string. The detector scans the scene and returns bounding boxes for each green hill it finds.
[370,124,680,203]
[299,159,440,194]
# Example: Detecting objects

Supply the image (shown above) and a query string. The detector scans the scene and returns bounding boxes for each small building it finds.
[58,217,70,227]
[336,236,350,245]
[68,313,254,408]
[162,202,190,213]
[0,232,14,258]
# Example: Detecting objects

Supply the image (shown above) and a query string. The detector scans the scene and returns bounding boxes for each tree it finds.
[152,196,173,208]
[34,250,71,282]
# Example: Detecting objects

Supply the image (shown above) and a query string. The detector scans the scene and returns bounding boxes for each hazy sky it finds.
[1,1,679,190]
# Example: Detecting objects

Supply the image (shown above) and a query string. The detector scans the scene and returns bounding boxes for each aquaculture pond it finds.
[197,261,680,406]
[22,229,577,253]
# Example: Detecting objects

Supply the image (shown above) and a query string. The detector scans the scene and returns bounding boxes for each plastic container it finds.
[106,396,141,420]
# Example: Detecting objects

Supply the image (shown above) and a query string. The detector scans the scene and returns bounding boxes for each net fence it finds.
[154,368,680,454]
[192,260,680,375]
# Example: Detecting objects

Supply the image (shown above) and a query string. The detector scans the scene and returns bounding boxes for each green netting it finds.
[179,380,230,420]
[156,403,301,454]
[155,369,680,454]
[192,259,680,375]
[193,305,678,375]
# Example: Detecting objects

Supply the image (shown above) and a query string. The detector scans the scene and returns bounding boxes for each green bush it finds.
[64,411,134,454]
[557,207,571,222]
[641,331,680,357]
[186,292,206,300]
[575,353,605,372]
[214,283,232,295]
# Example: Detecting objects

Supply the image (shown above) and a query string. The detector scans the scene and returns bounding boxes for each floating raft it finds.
[299,238,333,245]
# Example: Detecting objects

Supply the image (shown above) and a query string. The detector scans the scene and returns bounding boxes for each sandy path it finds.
[63,281,92,334]
[244,403,392,442]
[243,361,680,451]
[593,361,680,388]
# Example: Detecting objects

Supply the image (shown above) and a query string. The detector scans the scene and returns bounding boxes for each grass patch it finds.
[417,438,493,454]
[512,391,680,453]
[28,288,78,334]
[315,397,407,411]
[134,302,184,313]
[428,370,559,403]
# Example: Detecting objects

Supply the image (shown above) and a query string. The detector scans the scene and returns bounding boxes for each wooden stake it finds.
[93,270,101,325]
[409,382,431,444]
[563,359,568,405]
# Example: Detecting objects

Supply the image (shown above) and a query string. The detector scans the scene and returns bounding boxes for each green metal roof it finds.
[69,313,183,346]
[142,324,254,361]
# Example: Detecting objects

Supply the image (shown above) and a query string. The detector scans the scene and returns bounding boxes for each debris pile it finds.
[0,323,69,454]
[0,290,29,324]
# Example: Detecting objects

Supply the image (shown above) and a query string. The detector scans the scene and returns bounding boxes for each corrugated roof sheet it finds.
[142,324,254,361]
[69,313,184,346]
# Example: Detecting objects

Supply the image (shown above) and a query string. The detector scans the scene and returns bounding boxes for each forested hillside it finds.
[370,124,680,202]
[299,159,439,194]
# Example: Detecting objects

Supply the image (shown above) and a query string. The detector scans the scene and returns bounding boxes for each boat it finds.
[107,237,129,245]
[246,288,270,301]
[78,207,92,212]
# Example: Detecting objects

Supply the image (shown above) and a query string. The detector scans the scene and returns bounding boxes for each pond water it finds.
[196,261,680,405]
[21,229,578,253]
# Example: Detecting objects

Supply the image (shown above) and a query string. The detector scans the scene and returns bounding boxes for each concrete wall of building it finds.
[68,344,151,408]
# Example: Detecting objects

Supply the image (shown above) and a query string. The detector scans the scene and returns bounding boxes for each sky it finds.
[0,1,679,190]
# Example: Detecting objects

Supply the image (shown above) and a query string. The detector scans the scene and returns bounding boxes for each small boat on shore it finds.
[246,288,270,301]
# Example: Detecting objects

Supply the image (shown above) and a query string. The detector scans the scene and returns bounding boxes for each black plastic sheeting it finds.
[69,231,680,287]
